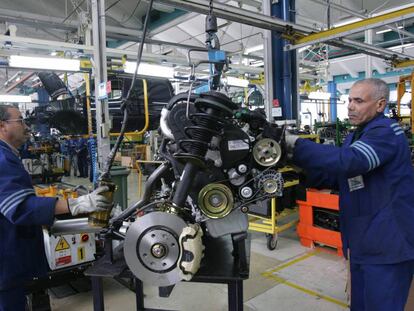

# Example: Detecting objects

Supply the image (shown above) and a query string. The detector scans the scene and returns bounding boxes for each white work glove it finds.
[285,131,300,156]
[68,186,112,216]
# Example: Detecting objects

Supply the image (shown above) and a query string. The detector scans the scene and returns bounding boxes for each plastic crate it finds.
[296,189,343,257]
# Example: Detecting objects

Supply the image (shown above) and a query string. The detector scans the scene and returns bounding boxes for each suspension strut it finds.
[172,91,237,208]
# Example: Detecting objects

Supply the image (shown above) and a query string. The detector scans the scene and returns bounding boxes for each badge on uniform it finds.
[348,175,365,191]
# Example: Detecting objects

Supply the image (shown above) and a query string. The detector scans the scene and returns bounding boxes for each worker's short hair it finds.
[0,104,17,121]
[353,78,389,102]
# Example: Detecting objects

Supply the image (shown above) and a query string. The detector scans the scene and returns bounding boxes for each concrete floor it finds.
[53,170,350,311]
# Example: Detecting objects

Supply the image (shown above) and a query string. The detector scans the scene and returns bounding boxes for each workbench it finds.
[85,233,250,311]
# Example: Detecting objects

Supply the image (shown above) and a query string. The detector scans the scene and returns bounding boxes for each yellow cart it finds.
[248,167,300,250]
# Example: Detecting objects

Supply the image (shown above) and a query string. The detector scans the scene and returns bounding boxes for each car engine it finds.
[109,90,289,287]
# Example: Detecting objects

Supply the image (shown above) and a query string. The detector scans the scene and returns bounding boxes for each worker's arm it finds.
[293,126,397,178]
[55,198,70,215]
[301,168,339,190]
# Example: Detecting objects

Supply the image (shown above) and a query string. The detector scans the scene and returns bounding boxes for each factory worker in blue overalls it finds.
[286,78,414,311]
[0,105,112,310]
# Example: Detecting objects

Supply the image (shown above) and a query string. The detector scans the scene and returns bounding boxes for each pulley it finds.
[198,183,234,218]
[252,138,282,167]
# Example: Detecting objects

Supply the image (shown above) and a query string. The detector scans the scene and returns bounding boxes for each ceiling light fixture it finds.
[376,26,403,35]
[9,55,80,71]
[245,44,264,55]
[124,62,174,79]
[0,94,32,103]
[225,77,249,88]
[308,91,331,100]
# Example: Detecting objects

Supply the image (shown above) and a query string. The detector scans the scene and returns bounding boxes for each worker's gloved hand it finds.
[68,186,112,216]
[285,131,300,157]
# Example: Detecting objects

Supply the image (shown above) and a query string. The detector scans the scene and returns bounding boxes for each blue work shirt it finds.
[293,114,414,264]
[0,140,56,290]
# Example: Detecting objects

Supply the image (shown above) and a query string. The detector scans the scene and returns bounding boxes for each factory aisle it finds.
[52,170,349,311]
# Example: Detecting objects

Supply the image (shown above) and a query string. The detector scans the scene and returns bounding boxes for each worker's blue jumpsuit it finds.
[0,140,56,310]
[293,114,414,311]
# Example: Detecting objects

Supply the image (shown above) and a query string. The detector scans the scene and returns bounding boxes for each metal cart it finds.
[248,167,300,250]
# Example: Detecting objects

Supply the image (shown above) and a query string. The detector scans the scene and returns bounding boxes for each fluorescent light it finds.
[250,61,264,67]
[9,55,80,71]
[340,94,349,103]
[298,45,311,53]
[376,26,403,34]
[0,95,32,103]
[245,44,264,54]
[124,62,174,78]
[225,77,249,88]
[389,43,414,50]
[308,91,331,100]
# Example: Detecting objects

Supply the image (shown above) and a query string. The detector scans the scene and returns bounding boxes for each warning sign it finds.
[78,247,85,261]
[56,255,72,266]
[55,237,70,251]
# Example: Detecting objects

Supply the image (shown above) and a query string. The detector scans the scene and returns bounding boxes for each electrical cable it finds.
[100,0,154,180]
[105,0,122,12]
[118,0,143,25]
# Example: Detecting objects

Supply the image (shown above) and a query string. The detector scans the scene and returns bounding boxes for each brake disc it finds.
[124,212,187,287]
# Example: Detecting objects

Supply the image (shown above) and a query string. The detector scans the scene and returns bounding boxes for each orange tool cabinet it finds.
[296,189,343,256]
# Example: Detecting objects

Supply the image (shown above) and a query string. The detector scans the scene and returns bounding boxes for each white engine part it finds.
[43,230,96,270]
[178,224,204,281]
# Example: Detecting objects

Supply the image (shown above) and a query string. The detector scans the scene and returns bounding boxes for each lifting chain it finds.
[209,0,213,15]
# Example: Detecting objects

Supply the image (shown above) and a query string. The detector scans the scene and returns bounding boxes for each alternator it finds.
[257,170,284,196]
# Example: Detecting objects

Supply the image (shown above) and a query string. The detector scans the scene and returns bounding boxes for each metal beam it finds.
[337,62,358,78]
[340,38,410,60]
[0,35,262,74]
[372,58,387,74]
[0,8,144,41]
[292,5,414,48]
[155,0,312,33]
[394,60,414,68]
[308,0,414,40]
[156,0,412,64]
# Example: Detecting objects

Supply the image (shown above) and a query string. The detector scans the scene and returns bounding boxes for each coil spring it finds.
[88,137,98,185]
[178,93,232,158]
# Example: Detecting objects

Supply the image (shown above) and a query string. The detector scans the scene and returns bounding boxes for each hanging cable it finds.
[100,0,154,181]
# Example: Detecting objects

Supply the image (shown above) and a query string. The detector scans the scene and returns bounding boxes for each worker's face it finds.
[0,108,31,148]
[348,82,386,126]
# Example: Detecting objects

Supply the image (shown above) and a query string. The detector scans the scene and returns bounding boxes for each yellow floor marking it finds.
[266,251,319,274]
[260,251,349,309]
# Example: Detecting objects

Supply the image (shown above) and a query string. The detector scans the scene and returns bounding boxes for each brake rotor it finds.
[198,183,234,219]
[124,212,187,287]
[253,138,282,167]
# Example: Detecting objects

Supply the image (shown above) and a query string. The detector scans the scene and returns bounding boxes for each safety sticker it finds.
[56,255,72,266]
[55,237,70,251]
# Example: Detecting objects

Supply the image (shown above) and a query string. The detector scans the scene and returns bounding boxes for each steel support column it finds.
[91,0,111,170]
[271,0,297,120]
[263,0,273,122]
[328,81,337,122]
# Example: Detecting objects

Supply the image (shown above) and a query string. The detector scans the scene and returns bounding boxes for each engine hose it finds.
[110,162,171,226]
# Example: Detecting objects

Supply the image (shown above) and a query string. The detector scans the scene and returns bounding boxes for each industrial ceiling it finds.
[0,0,413,95]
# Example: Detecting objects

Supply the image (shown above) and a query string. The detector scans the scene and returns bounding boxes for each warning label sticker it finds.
[55,237,70,251]
[56,255,72,266]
